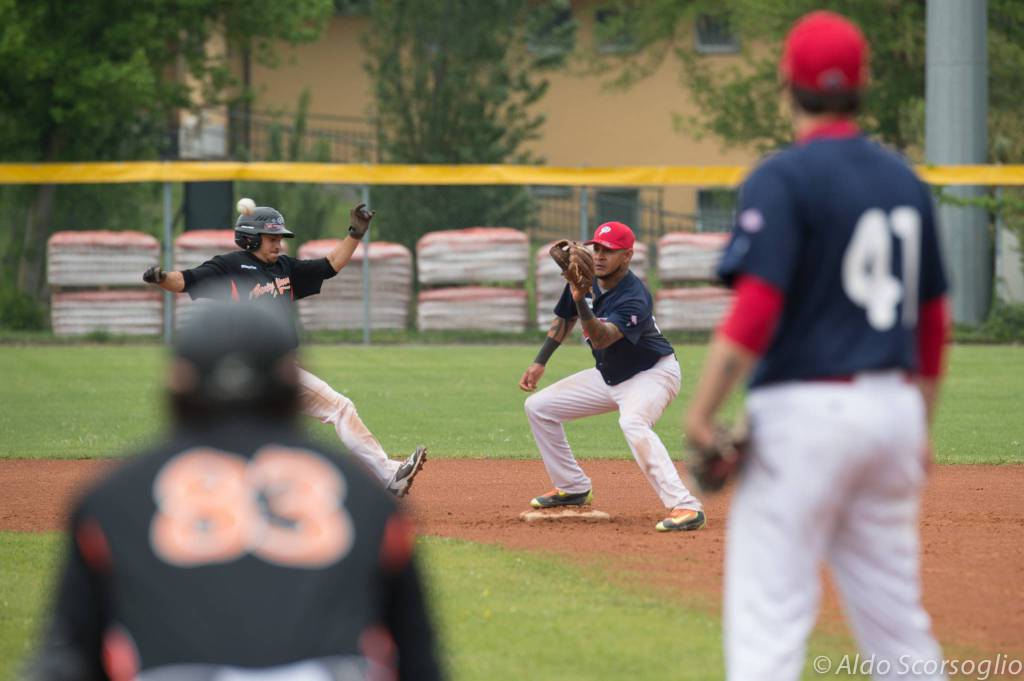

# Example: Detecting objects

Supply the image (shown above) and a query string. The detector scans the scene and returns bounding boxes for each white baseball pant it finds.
[297,367,400,484]
[524,354,702,511]
[725,371,944,681]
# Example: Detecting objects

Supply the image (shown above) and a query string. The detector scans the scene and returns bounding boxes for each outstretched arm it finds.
[142,267,185,293]
[328,203,376,272]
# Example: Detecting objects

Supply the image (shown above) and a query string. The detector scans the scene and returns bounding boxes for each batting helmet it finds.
[234,200,295,252]
[169,303,299,422]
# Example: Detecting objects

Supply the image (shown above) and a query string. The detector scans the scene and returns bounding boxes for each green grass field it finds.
[1,344,1021,462]
[1,342,1021,680]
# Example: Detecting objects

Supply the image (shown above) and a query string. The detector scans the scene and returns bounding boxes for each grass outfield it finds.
[0,343,1021,463]
[0,532,867,681]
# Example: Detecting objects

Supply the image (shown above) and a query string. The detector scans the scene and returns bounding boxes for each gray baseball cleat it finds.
[387,446,427,497]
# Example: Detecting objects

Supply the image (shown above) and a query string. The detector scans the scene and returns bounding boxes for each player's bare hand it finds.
[143,266,166,284]
[519,363,545,392]
[348,203,376,240]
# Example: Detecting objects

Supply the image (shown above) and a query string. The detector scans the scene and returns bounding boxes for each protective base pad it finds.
[520,508,611,523]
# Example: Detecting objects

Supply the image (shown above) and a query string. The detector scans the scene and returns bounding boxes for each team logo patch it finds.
[739,209,764,233]
[241,264,257,270]
[598,225,612,236]
[628,314,638,327]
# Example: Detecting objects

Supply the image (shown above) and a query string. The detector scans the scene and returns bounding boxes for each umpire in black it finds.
[27,304,442,681]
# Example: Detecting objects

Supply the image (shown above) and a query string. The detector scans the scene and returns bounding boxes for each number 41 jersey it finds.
[717,130,948,389]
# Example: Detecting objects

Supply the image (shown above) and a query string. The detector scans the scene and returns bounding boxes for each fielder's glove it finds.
[686,423,748,493]
[143,266,166,284]
[549,240,595,291]
[348,202,375,240]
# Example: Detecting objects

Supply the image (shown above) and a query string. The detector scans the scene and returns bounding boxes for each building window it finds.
[527,6,575,58]
[595,7,637,54]
[695,13,739,54]
[697,189,737,232]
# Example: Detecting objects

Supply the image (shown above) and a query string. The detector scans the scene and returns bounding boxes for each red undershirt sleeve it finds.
[917,295,950,378]
[717,275,785,355]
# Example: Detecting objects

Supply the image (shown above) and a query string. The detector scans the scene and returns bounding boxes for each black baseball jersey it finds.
[29,419,442,681]
[554,271,674,385]
[717,128,948,388]
[183,251,338,348]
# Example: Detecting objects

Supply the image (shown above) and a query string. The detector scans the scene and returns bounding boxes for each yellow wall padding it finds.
[0,162,1022,186]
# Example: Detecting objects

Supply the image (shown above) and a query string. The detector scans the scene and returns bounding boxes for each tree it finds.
[589,0,1024,308]
[0,0,334,312]
[361,0,575,248]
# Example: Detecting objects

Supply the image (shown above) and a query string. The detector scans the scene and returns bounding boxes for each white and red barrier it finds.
[416,228,529,285]
[654,287,733,331]
[656,232,729,283]
[417,286,528,332]
[297,240,412,331]
[51,290,163,336]
[47,231,160,288]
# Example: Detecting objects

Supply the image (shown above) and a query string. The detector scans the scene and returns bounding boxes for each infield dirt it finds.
[2,458,1021,654]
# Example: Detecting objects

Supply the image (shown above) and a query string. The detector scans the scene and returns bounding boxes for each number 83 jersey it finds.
[717,125,948,388]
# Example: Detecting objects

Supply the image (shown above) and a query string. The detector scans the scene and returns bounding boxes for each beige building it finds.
[232,2,761,237]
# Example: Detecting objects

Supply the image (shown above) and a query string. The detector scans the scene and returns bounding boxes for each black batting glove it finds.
[143,266,166,284]
[348,202,375,240]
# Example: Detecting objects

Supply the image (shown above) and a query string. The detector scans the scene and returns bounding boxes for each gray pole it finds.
[162,182,173,345]
[579,187,589,241]
[926,0,989,324]
[361,185,371,345]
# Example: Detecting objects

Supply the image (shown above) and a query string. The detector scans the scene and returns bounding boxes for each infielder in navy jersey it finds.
[26,304,442,681]
[143,199,426,497]
[685,12,950,681]
[520,221,705,532]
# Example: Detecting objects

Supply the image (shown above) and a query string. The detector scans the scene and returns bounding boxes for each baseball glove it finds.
[549,240,595,291]
[686,423,748,493]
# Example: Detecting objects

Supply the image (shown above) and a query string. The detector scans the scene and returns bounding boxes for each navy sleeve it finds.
[287,256,337,300]
[717,160,802,292]
[604,295,650,345]
[182,255,231,300]
[917,183,949,302]
[552,283,577,319]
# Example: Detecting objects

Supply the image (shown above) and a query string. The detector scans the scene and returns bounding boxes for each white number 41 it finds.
[842,207,921,331]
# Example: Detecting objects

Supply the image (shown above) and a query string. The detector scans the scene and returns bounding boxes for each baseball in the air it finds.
[236,197,256,215]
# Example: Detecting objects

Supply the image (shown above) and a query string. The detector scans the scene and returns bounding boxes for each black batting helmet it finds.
[234,201,295,252]
[169,303,299,422]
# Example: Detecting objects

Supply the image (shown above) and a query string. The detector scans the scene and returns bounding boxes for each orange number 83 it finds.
[150,446,353,568]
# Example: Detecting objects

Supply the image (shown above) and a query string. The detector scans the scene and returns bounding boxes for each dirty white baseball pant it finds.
[524,354,701,510]
[297,367,400,484]
[725,372,944,681]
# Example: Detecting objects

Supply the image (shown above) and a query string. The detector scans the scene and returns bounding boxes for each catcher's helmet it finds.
[169,303,299,421]
[234,205,295,252]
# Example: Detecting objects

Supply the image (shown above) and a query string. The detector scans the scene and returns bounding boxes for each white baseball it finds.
[236,197,256,215]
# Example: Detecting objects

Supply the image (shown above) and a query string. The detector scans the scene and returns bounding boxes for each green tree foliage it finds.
[0,0,333,319]
[362,0,575,248]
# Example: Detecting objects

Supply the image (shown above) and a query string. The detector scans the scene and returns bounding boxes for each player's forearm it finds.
[916,377,940,426]
[686,334,758,426]
[326,236,361,272]
[157,271,185,293]
[534,317,575,366]
[574,297,620,349]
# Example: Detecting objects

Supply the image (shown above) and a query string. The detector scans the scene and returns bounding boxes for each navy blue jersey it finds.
[183,252,337,348]
[717,133,948,388]
[554,271,674,385]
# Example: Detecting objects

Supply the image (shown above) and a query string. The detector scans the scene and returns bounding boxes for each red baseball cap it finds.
[780,11,868,93]
[585,221,635,250]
